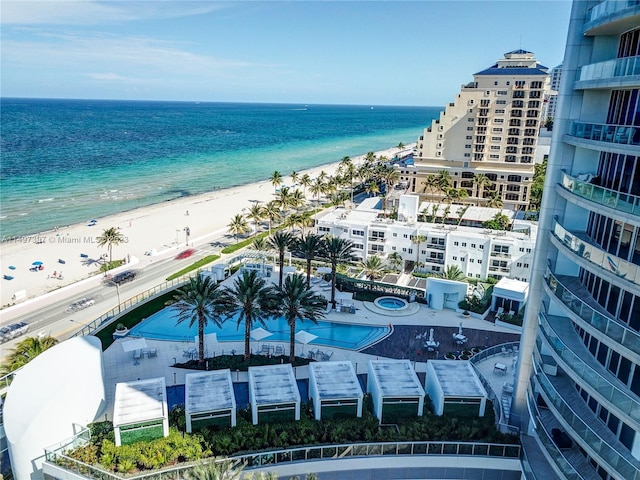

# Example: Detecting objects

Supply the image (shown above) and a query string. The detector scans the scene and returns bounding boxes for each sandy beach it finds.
[0,146,407,308]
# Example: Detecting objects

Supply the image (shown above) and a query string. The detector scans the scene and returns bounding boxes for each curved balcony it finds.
[584,0,640,35]
[533,361,640,480]
[560,171,640,218]
[551,220,640,289]
[539,311,640,425]
[566,122,640,154]
[577,56,640,89]
[544,268,640,355]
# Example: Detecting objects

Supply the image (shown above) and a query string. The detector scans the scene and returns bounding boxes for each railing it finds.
[560,171,640,216]
[538,312,640,424]
[45,440,522,480]
[579,55,640,83]
[469,342,521,435]
[587,0,640,23]
[73,275,193,337]
[551,219,640,286]
[544,267,640,354]
[533,362,640,480]
[568,121,640,147]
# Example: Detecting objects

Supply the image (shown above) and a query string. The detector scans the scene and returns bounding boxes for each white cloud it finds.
[2,0,227,25]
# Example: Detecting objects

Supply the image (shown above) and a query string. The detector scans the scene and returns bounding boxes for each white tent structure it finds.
[367,360,424,423]
[185,370,236,432]
[425,361,488,416]
[248,364,300,425]
[4,336,105,480]
[113,377,169,446]
[308,361,363,420]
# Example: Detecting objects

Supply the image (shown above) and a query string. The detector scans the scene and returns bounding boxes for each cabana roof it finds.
[369,360,423,397]
[429,361,487,398]
[248,364,300,406]
[113,377,167,427]
[185,370,235,415]
[309,361,362,400]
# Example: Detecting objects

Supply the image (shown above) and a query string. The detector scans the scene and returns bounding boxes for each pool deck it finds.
[102,278,522,421]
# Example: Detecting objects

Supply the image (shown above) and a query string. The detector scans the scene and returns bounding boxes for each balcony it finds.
[488,266,510,273]
[427,243,446,251]
[544,269,640,355]
[567,122,640,151]
[426,258,445,265]
[551,219,640,288]
[539,311,640,425]
[584,0,640,35]
[533,362,640,480]
[577,56,640,89]
[560,171,640,217]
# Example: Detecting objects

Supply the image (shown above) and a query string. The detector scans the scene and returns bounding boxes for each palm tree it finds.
[473,174,492,206]
[0,335,58,375]
[310,178,324,205]
[185,460,244,480]
[296,233,323,286]
[486,191,504,209]
[387,251,404,272]
[225,270,273,361]
[172,275,234,365]
[397,142,405,150]
[227,214,249,243]
[268,230,294,288]
[263,201,281,234]
[270,274,326,363]
[436,169,452,197]
[361,255,385,281]
[246,203,264,234]
[270,171,283,193]
[422,174,438,196]
[276,186,294,213]
[456,205,470,225]
[321,236,355,309]
[365,180,379,197]
[443,265,466,281]
[290,170,299,185]
[411,234,427,266]
[381,167,400,213]
[251,236,269,251]
[299,173,312,198]
[96,227,125,263]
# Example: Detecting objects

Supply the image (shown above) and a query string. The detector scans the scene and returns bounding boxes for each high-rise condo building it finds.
[515,2,640,479]
[543,63,563,122]
[404,50,550,211]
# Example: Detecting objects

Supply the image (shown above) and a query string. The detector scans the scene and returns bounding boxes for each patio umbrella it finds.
[295,330,318,354]
[428,328,435,343]
[121,338,148,352]
[194,333,217,356]
[458,322,463,335]
[251,327,272,352]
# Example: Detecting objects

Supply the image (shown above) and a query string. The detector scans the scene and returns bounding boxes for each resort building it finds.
[513,2,640,479]
[406,50,550,211]
[543,63,563,121]
[315,195,537,283]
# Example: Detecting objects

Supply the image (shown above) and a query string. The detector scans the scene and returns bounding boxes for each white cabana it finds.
[248,364,300,425]
[425,361,488,416]
[113,377,168,446]
[367,360,424,423]
[185,370,236,432]
[491,277,529,315]
[308,361,363,420]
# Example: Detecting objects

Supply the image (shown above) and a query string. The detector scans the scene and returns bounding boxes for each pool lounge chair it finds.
[274,345,284,356]
[148,348,157,358]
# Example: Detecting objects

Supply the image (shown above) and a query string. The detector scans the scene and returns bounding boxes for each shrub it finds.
[166,255,221,281]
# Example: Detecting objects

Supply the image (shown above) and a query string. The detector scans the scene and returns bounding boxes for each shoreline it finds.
[0,144,411,307]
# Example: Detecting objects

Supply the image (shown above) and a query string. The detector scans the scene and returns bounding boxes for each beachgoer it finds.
[186,210,189,216]
[53,271,57,278]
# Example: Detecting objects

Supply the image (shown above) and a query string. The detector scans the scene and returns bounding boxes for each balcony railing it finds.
[560,171,640,216]
[538,312,640,424]
[427,243,446,250]
[568,121,640,147]
[551,219,640,286]
[587,0,640,23]
[533,362,640,480]
[545,267,640,354]
[45,440,522,480]
[578,55,640,83]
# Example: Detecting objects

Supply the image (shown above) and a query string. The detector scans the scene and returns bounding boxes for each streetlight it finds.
[105,280,122,313]
[184,226,191,246]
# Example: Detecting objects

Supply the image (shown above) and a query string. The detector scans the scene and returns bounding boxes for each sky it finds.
[1,0,573,106]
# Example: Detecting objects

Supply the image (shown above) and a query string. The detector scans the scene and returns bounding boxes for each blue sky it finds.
[2,1,572,106]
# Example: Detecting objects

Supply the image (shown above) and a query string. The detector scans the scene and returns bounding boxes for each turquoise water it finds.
[1,99,441,238]
[129,306,390,351]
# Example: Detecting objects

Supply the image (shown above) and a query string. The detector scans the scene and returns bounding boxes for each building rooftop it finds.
[309,361,363,400]
[474,67,548,76]
[185,370,235,415]
[429,361,487,398]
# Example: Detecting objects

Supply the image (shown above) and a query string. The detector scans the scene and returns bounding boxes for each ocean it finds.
[1,99,441,238]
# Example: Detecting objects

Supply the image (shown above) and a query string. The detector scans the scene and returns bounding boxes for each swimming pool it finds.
[129,307,390,351]
[374,296,409,311]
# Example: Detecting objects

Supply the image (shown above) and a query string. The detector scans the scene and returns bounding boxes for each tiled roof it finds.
[474,67,548,76]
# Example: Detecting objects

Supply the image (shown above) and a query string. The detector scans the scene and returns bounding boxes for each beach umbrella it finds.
[121,338,148,352]
[32,261,43,266]
[250,327,272,341]
[295,330,318,354]
[8,266,15,270]
[194,333,217,356]
[428,328,435,343]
